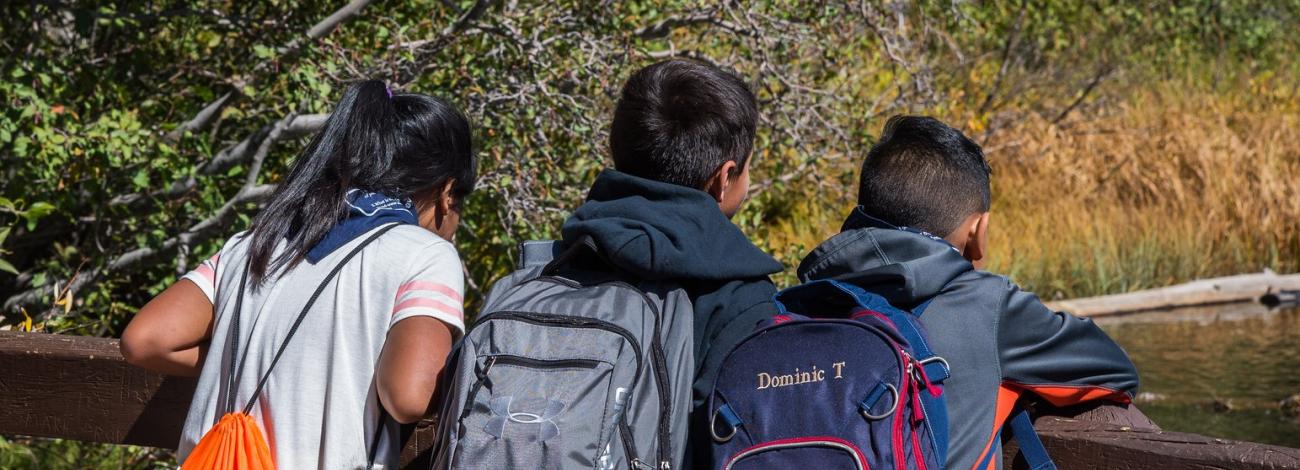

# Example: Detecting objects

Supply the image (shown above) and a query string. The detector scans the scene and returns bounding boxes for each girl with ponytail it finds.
[122,80,476,469]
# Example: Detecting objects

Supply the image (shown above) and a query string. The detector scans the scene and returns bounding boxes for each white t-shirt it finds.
[176,225,465,469]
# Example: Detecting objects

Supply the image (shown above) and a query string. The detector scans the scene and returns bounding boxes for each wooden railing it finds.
[2,330,1298,469]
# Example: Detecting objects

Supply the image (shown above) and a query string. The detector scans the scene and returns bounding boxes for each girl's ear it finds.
[415,179,458,235]
[436,179,457,216]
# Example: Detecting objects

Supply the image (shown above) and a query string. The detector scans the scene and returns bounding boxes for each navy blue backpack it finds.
[705,279,950,469]
[706,279,1056,470]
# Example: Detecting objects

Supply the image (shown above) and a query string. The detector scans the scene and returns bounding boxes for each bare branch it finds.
[636,12,716,39]
[5,112,295,313]
[978,0,1027,115]
[165,0,374,140]
[306,0,372,39]
[111,113,325,209]
[1053,65,1112,125]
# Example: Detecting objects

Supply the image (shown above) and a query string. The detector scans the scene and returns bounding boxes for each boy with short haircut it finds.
[797,116,1139,470]
[561,58,782,457]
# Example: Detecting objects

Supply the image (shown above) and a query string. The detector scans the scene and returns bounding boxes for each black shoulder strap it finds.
[225,223,401,415]
[539,235,600,276]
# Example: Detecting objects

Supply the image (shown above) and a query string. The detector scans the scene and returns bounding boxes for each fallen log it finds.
[3,330,1299,469]
[1045,270,1300,317]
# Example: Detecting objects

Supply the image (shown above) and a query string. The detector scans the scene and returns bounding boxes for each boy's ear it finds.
[964,212,991,269]
[703,160,739,204]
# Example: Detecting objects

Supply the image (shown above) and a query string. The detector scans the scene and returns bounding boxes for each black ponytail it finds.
[246,80,475,283]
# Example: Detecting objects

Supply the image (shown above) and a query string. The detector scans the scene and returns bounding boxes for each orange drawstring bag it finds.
[181,224,399,470]
[181,414,274,469]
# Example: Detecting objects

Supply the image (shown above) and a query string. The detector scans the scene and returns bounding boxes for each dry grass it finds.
[983,81,1300,298]
[752,77,1300,299]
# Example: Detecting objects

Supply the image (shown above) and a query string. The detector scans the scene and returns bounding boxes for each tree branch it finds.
[164,0,374,140]
[636,12,717,39]
[111,113,325,209]
[978,0,1027,115]
[4,112,294,314]
[1053,65,1112,125]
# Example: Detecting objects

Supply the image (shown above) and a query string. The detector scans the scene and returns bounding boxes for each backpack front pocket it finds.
[452,354,619,469]
[725,437,868,470]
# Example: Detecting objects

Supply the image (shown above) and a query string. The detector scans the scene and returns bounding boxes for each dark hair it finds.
[857,115,991,236]
[246,80,476,282]
[609,59,758,189]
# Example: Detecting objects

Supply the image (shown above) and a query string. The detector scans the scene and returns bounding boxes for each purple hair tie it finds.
[385,85,393,99]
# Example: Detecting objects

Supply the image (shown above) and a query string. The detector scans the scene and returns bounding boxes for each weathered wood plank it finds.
[1046,271,1300,317]
[1003,404,1300,469]
[0,331,195,448]
[6,331,1300,469]
[0,331,436,467]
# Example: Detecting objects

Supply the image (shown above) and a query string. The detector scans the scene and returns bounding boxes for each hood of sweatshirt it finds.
[561,169,783,281]
[796,206,972,305]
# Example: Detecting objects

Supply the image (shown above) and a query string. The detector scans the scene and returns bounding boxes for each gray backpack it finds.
[433,237,693,470]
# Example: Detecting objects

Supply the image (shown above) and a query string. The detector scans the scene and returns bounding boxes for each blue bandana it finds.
[305,189,418,263]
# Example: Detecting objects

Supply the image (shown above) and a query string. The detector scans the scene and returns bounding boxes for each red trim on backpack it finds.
[892,350,911,470]
[851,309,899,330]
[911,426,928,470]
[725,436,870,469]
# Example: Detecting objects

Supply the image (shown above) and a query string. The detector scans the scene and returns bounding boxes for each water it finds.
[1099,305,1300,448]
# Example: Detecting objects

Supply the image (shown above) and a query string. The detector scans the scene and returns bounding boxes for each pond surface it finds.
[1099,305,1300,448]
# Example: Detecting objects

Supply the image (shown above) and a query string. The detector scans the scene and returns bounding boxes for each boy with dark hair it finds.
[564,58,782,458]
[798,116,1139,470]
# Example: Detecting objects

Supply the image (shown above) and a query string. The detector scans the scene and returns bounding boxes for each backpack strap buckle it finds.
[859,382,899,420]
[918,356,951,384]
[710,403,743,443]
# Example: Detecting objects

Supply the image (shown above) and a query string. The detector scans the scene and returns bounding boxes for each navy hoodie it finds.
[798,207,1139,470]
[561,170,784,414]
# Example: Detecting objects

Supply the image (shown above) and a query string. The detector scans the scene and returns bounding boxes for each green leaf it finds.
[0,258,17,275]
[23,202,55,230]
[133,169,150,189]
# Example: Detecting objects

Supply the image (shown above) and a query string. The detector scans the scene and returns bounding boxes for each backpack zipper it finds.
[723,436,867,470]
[458,356,498,423]
[534,276,675,468]
[622,415,642,469]
[490,354,601,370]
[474,311,646,465]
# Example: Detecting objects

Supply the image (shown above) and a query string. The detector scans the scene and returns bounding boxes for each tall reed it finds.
[983,81,1300,298]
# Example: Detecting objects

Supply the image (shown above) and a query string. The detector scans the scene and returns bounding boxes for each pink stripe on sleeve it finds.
[193,263,216,286]
[393,297,464,321]
[395,280,464,303]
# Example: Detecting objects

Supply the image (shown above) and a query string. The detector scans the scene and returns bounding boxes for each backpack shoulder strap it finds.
[233,223,401,414]
[775,279,951,384]
[1005,409,1057,470]
[517,240,559,269]
[539,235,600,276]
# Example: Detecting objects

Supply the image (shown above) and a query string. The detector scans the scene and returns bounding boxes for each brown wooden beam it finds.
[0,331,437,467]
[1003,403,1300,469]
[4,331,1299,469]
[0,331,195,449]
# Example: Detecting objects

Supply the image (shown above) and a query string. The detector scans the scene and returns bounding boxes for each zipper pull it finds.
[478,356,498,379]
[630,459,654,470]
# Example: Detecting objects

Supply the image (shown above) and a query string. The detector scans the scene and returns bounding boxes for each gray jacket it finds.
[798,207,1139,470]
